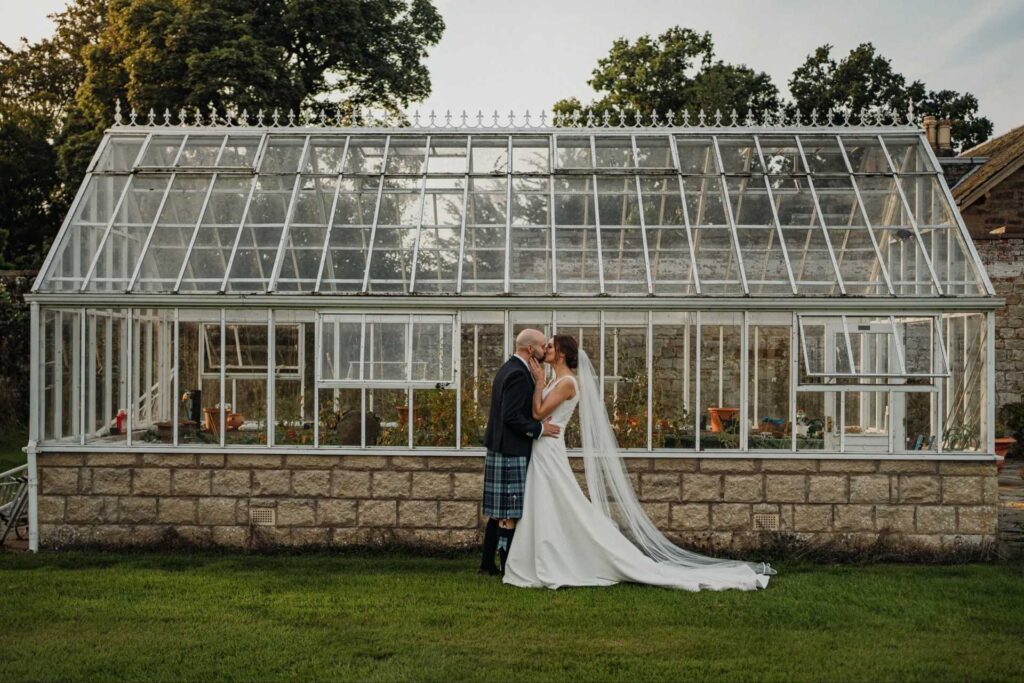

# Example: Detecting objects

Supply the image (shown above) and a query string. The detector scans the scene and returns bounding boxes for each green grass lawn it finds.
[0,551,1021,682]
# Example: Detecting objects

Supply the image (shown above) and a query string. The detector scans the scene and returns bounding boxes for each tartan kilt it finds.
[482,450,529,519]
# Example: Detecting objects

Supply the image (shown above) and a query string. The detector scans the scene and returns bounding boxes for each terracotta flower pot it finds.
[994,436,1015,474]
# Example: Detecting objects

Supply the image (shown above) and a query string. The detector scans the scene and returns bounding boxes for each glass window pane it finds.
[259,136,306,173]
[460,321,505,446]
[134,176,213,291]
[652,313,696,448]
[640,176,694,294]
[343,136,387,174]
[226,175,294,292]
[177,136,224,166]
[635,136,673,168]
[426,137,468,174]
[554,177,599,293]
[219,135,262,168]
[84,309,128,445]
[942,313,986,452]
[411,319,453,383]
[699,314,742,450]
[385,136,427,174]
[717,136,762,174]
[274,319,314,446]
[139,135,184,167]
[800,136,847,173]
[597,177,645,294]
[276,176,337,292]
[471,137,508,174]
[320,178,379,293]
[594,136,634,168]
[756,135,805,174]
[512,137,550,173]
[178,176,252,291]
[603,321,648,448]
[177,310,222,444]
[320,316,362,381]
[841,137,890,173]
[883,136,936,173]
[413,388,456,447]
[675,137,716,174]
[303,136,348,174]
[368,320,408,381]
[749,315,792,450]
[683,176,728,226]
[318,387,365,446]
[555,136,592,169]
[94,135,145,172]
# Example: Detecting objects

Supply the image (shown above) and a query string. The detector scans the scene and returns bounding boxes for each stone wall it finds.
[976,239,1024,409]
[37,452,998,553]
[960,164,1024,238]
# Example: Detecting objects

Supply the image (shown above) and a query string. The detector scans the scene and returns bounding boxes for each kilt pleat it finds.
[482,450,529,519]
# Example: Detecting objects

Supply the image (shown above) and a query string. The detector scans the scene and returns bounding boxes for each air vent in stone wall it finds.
[753,513,780,532]
[249,507,276,527]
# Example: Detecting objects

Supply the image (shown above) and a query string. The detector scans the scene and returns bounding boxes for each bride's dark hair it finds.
[552,334,579,370]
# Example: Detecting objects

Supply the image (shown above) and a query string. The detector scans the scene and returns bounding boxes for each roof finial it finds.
[113,98,123,125]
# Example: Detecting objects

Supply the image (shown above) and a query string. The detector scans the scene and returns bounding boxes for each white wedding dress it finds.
[504,352,773,592]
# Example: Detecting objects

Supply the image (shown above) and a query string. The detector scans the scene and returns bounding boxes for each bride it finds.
[503,334,775,591]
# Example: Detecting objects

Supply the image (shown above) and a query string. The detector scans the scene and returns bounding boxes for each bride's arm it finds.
[529,359,576,420]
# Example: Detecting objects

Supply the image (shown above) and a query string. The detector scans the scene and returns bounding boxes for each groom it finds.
[479,329,560,575]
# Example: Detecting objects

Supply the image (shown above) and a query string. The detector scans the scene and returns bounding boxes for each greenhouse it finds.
[26,113,999,459]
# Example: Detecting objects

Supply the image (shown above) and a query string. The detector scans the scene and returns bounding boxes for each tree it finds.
[790,43,992,151]
[554,27,781,124]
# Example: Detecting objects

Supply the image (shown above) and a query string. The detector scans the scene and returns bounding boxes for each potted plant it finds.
[995,403,1024,474]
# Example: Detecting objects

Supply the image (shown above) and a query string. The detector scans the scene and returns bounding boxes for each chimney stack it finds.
[923,115,938,151]
[937,119,953,156]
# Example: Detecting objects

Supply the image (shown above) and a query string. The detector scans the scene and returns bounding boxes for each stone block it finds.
[87,453,139,467]
[212,525,249,548]
[317,499,357,526]
[652,458,698,472]
[833,505,874,531]
[916,506,957,534]
[722,475,763,502]
[982,476,1000,505]
[450,529,480,547]
[808,475,847,503]
[817,459,876,473]
[640,502,670,528]
[372,471,411,498]
[40,468,78,495]
[938,461,995,476]
[681,474,721,501]
[878,460,937,474]
[225,454,282,469]
[399,500,439,527]
[198,497,237,525]
[452,472,484,500]
[426,456,482,471]
[391,456,428,470]
[875,505,915,533]
[142,453,195,467]
[133,468,171,496]
[765,475,806,502]
[849,475,891,503]
[957,506,998,534]
[284,455,341,469]
[898,476,940,504]
[640,473,681,501]
[332,471,371,498]
[252,469,291,496]
[212,469,250,496]
[670,503,710,531]
[359,500,397,527]
[440,501,478,528]
[792,505,832,531]
[193,454,223,468]
[172,469,212,496]
[941,477,983,504]
[277,499,316,527]
[290,527,331,546]
[38,495,66,522]
[40,453,83,466]
[158,498,197,524]
[624,459,653,473]
[761,459,818,473]
[711,503,751,531]
[411,472,451,498]
[700,459,758,473]
[119,497,158,524]
[292,470,331,497]
[65,495,118,524]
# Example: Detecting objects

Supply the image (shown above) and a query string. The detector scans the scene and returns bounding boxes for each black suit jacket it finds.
[483,356,543,457]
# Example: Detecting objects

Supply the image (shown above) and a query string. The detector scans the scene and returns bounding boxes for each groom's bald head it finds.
[515,329,545,351]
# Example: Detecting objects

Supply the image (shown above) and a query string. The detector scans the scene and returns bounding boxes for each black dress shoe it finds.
[477,566,502,576]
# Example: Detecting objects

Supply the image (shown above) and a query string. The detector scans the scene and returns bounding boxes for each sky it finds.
[3,0,1022,136]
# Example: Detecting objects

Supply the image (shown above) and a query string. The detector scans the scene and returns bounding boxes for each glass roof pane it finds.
[139,135,184,167]
[800,136,847,173]
[385,136,427,174]
[675,137,716,174]
[738,227,791,295]
[414,182,465,293]
[177,176,252,291]
[259,136,306,173]
[594,136,634,168]
[462,178,507,294]
[856,176,908,227]
[177,136,224,167]
[343,136,386,174]
[883,136,936,173]
[226,175,294,291]
[927,226,982,296]
[87,175,171,291]
[320,178,379,293]
[756,136,806,174]
[597,177,646,293]
[512,137,550,173]
[634,136,673,168]
[471,137,508,174]
[276,176,336,292]
[639,176,694,294]
[840,137,890,173]
[900,176,955,226]
[682,176,728,226]
[93,136,145,172]
[555,136,592,169]
[554,176,599,293]
[717,136,762,174]
[303,137,348,174]
[367,178,422,292]
[425,136,468,174]
[814,177,887,295]
[219,135,262,168]
[39,175,129,290]
[725,178,774,226]
[692,227,742,294]
[133,176,212,291]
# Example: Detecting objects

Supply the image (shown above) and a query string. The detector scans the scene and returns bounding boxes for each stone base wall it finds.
[977,238,1024,411]
[37,452,999,553]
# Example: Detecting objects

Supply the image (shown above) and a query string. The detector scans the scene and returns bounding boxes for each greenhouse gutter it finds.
[24,293,1005,313]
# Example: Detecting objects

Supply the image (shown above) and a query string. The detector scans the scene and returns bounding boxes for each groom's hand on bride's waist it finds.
[542,417,561,437]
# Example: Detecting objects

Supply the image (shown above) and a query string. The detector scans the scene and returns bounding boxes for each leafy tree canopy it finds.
[554,27,781,125]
